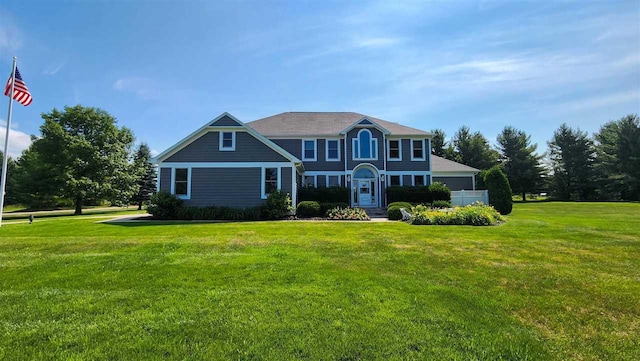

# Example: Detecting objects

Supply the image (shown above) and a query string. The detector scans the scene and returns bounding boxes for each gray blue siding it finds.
[346,127,384,170]
[160,168,171,192]
[165,131,288,163]
[272,138,344,171]
[184,168,262,208]
[433,176,473,191]
[210,114,242,127]
[386,139,431,171]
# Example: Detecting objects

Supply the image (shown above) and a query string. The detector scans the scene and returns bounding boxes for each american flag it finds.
[4,67,32,106]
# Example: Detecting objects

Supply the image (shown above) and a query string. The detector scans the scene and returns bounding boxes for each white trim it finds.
[387,139,402,161]
[428,138,433,184]
[268,135,342,140]
[218,131,236,151]
[385,171,432,176]
[351,163,380,208]
[159,162,294,168]
[412,174,427,186]
[325,139,341,161]
[352,129,378,161]
[291,168,297,206]
[303,171,345,176]
[170,167,192,199]
[302,139,317,161]
[432,172,476,177]
[303,174,317,187]
[152,112,302,165]
[340,117,391,135]
[411,139,426,161]
[388,175,402,186]
[261,166,282,199]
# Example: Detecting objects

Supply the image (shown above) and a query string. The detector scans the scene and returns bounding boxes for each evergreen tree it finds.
[497,126,545,201]
[594,114,640,200]
[33,105,136,214]
[450,126,499,170]
[547,124,596,200]
[484,166,513,215]
[132,143,157,210]
[430,129,447,157]
[13,145,65,209]
[0,152,18,206]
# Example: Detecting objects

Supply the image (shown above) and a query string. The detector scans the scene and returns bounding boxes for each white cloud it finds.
[43,58,68,75]
[0,123,32,158]
[0,13,22,56]
[113,77,160,100]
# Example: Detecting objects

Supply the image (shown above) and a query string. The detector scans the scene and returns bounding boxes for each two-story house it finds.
[153,112,479,209]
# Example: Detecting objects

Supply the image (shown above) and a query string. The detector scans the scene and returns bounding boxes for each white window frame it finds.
[389,175,402,186]
[413,174,426,186]
[327,175,341,187]
[302,139,317,161]
[219,131,236,151]
[171,167,192,199]
[303,175,317,187]
[325,139,341,161]
[387,139,402,161]
[411,139,426,161]
[352,129,378,161]
[261,167,282,199]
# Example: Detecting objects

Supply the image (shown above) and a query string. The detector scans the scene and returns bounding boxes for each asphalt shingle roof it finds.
[431,155,479,173]
[247,112,431,136]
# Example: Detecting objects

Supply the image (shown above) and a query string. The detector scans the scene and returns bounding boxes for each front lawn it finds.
[0,202,638,360]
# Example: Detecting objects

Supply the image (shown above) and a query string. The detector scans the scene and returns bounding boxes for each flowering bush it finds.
[411,202,504,226]
[326,207,370,221]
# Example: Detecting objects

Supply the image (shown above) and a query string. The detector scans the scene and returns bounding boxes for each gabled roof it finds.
[431,155,479,173]
[247,112,431,137]
[152,112,303,165]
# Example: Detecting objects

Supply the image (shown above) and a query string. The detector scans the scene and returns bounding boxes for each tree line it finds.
[1,105,156,214]
[432,114,639,201]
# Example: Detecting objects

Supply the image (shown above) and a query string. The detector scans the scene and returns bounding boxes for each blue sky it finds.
[1,0,638,158]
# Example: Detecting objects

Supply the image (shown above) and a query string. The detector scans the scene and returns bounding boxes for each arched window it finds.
[352,129,378,160]
[353,168,376,179]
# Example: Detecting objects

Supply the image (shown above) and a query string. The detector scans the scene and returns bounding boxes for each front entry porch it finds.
[350,165,383,208]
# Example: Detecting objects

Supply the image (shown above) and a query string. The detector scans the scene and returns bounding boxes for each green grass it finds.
[0,203,638,360]
[1,207,145,221]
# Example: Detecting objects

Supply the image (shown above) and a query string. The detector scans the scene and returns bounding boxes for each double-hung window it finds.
[303,175,316,187]
[413,175,426,186]
[326,139,340,161]
[411,139,426,161]
[389,175,401,186]
[263,167,279,198]
[219,131,236,151]
[173,168,190,198]
[302,139,317,161]
[353,129,378,160]
[327,175,340,187]
[388,140,401,161]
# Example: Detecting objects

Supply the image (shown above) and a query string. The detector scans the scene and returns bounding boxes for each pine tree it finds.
[547,124,596,200]
[497,126,545,201]
[450,126,499,170]
[132,143,157,210]
[430,129,447,157]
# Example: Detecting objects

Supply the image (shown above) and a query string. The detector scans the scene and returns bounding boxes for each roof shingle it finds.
[247,112,431,136]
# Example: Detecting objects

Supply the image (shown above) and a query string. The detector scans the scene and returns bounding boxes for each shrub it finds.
[147,191,183,219]
[428,182,451,202]
[484,166,513,215]
[297,201,321,218]
[262,190,294,220]
[386,186,431,204]
[319,202,349,216]
[431,200,452,209]
[387,201,413,210]
[326,207,370,221]
[411,203,504,226]
[173,205,262,221]
[298,186,349,203]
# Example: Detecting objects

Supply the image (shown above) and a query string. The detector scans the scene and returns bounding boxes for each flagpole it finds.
[0,57,17,227]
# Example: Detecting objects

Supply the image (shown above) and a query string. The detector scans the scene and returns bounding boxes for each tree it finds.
[594,114,640,200]
[131,143,157,210]
[484,166,513,215]
[450,126,499,171]
[0,152,18,206]
[13,145,66,209]
[547,124,596,200]
[32,105,136,214]
[497,126,545,201]
[430,129,447,157]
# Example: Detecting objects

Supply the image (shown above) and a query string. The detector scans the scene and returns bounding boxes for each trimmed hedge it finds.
[298,186,349,203]
[387,202,414,220]
[431,200,452,209]
[147,191,183,219]
[387,201,413,210]
[411,203,504,226]
[297,201,321,218]
[386,183,451,204]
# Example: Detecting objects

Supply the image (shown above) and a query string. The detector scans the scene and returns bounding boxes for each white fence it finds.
[451,190,488,206]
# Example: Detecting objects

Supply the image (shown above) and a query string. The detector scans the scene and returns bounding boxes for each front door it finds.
[358,180,373,206]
